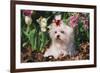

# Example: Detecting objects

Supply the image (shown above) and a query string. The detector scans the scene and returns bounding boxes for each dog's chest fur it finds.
[44,42,68,59]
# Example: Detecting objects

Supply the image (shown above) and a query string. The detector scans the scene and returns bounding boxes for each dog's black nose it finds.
[57,35,60,38]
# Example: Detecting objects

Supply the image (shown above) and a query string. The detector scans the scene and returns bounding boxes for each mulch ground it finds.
[21,42,89,63]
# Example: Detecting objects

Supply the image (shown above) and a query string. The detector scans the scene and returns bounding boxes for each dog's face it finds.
[49,22,73,44]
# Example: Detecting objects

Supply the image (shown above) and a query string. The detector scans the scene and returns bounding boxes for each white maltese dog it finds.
[44,15,77,59]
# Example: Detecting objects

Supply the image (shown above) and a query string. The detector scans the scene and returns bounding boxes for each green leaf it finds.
[29,29,36,51]
[80,27,84,32]
[23,30,29,39]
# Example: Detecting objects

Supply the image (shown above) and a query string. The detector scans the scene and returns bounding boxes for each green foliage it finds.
[74,20,89,48]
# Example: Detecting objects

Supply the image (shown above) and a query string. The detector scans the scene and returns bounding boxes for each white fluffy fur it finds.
[44,22,76,59]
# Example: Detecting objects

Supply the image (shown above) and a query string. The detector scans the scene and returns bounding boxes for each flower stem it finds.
[26,25,30,33]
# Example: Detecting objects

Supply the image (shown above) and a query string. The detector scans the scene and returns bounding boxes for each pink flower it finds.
[79,13,89,30]
[22,10,33,25]
[69,15,79,28]
[23,10,33,16]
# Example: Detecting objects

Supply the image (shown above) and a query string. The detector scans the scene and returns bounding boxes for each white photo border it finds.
[15,4,95,69]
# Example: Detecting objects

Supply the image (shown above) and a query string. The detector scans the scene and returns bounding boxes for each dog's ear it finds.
[47,22,57,35]
[52,21,58,27]
[47,23,55,34]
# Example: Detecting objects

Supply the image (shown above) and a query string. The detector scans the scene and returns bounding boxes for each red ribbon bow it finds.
[52,19,61,26]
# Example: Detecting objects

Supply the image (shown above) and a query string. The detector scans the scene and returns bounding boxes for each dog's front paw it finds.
[58,53,67,60]
[57,51,67,60]
[44,55,55,61]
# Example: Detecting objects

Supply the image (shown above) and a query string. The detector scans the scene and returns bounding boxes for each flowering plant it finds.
[21,10,90,62]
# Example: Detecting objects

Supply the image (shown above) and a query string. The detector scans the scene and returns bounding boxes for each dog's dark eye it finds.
[55,31,57,33]
[61,31,64,34]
